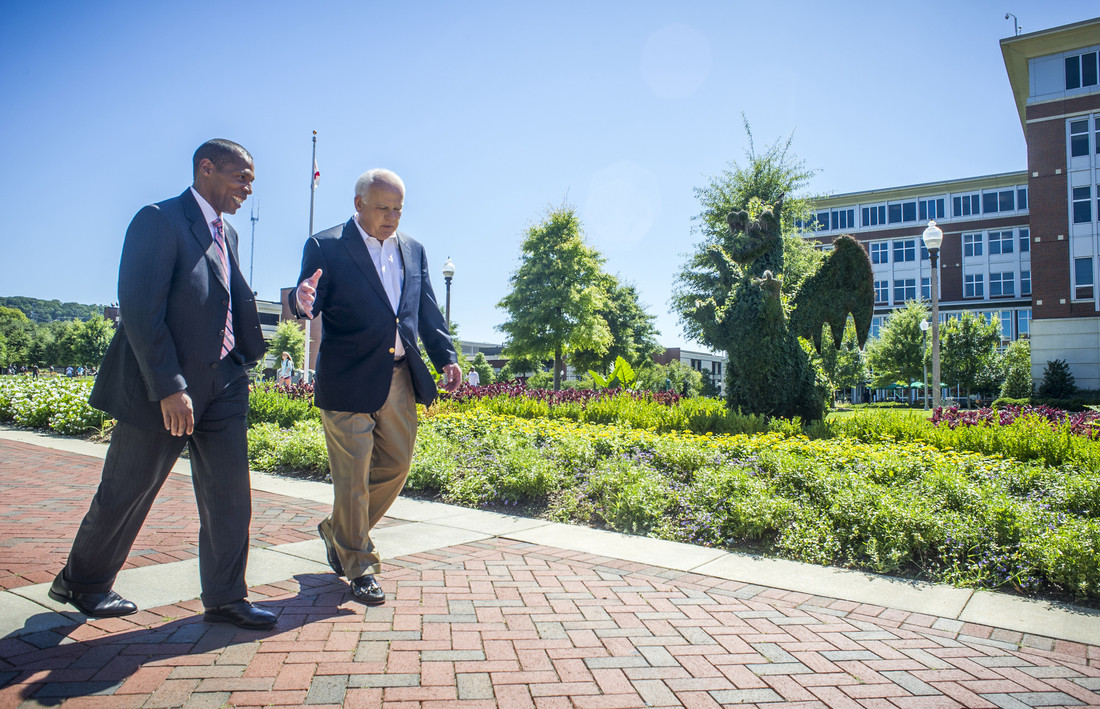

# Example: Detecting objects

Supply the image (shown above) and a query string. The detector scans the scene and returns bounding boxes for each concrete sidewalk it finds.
[1,427,1098,708]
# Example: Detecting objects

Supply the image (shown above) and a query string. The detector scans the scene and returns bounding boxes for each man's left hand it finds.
[441,363,462,392]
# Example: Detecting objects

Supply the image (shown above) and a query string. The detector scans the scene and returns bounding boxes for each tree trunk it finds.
[553,347,563,391]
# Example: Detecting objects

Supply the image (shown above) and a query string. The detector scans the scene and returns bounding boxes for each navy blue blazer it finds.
[90,189,265,428]
[291,219,457,413]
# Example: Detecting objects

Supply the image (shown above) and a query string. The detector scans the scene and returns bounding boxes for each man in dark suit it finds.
[292,168,460,605]
[49,139,277,630]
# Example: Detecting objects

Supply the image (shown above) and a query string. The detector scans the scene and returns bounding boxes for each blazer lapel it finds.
[181,189,231,294]
[396,234,416,314]
[339,219,392,310]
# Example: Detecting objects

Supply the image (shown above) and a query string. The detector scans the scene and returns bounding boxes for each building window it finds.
[862,204,886,227]
[1018,187,1028,210]
[989,231,1014,255]
[1073,186,1093,223]
[1066,52,1099,91]
[953,193,980,217]
[1021,270,1031,295]
[814,211,829,231]
[1074,257,1094,300]
[964,273,984,298]
[887,201,917,224]
[894,279,916,303]
[870,316,884,339]
[963,233,983,257]
[989,272,1015,297]
[830,208,855,230]
[874,280,889,304]
[893,239,916,262]
[921,277,931,300]
[919,198,944,221]
[982,189,1016,214]
[870,242,889,264]
[1018,309,1030,338]
[1020,228,1030,253]
[1071,119,1090,158]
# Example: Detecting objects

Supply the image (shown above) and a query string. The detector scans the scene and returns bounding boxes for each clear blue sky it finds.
[1,1,1095,348]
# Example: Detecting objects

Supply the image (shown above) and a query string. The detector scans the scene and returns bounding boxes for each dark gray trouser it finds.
[63,370,252,608]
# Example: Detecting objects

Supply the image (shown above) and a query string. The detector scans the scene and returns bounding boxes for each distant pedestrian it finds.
[278,351,293,386]
[466,369,480,387]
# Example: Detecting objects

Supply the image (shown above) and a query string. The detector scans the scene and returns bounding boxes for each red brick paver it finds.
[2,437,1099,708]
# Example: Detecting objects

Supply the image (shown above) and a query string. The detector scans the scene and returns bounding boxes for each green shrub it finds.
[587,458,672,535]
[247,420,329,475]
[248,387,321,428]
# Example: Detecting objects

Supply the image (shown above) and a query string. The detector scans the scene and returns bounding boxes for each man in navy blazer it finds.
[292,168,460,605]
[49,139,277,630]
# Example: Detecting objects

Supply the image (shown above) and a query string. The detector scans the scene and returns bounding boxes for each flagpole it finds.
[304,131,317,384]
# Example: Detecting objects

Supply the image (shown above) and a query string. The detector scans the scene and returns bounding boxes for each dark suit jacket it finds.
[290,219,457,413]
[91,189,265,429]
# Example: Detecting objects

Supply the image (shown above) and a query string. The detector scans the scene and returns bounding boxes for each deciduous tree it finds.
[497,207,611,390]
[865,301,929,387]
[571,274,661,375]
[940,312,1002,402]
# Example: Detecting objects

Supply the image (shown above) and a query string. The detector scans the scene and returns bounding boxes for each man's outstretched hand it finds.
[296,269,323,318]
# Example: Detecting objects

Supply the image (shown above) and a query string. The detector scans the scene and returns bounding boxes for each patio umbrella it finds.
[908,381,923,388]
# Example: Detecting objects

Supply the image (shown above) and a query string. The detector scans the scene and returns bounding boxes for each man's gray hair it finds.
[355,169,405,199]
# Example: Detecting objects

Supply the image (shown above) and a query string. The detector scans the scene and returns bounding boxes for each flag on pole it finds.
[312,158,320,190]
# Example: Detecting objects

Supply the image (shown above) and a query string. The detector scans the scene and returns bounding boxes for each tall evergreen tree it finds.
[497,207,611,390]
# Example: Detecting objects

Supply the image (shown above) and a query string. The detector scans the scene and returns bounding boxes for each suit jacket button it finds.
[211,362,219,369]
[389,347,395,354]
[219,329,226,337]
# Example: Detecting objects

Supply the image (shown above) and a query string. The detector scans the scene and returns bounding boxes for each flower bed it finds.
[247,408,1100,603]
[834,407,1100,471]
[932,404,1100,437]
[0,376,107,435]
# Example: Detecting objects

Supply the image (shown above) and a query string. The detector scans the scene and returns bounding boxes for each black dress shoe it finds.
[48,574,137,617]
[350,574,385,606]
[203,600,277,630]
[318,523,343,577]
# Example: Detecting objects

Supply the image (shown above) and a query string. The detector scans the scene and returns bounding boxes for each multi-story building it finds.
[809,16,1100,389]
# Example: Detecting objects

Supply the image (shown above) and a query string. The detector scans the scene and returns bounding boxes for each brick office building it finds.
[809,17,1100,389]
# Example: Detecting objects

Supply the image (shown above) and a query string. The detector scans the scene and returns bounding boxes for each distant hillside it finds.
[0,296,106,323]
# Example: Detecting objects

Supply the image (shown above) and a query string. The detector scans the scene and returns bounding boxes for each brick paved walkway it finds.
[2,435,1099,708]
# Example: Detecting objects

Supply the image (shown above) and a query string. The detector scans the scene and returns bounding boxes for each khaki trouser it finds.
[319,361,416,578]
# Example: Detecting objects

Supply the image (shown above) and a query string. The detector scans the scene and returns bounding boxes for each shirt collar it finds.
[190,187,219,230]
[352,215,398,248]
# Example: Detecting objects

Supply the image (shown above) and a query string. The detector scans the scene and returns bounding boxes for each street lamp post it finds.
[922,221,944,409]
[919,319,930,410]
[442,257,455,330]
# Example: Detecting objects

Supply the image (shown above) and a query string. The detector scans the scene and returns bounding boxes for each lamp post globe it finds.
[921,221,944,409]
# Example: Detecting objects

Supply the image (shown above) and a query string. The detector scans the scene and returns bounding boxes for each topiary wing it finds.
[788,235,874,352]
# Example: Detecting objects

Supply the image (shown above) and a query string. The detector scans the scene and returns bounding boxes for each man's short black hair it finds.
[193,139,252,177]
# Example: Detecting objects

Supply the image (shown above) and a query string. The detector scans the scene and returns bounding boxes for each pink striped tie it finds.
[212,218,235,358]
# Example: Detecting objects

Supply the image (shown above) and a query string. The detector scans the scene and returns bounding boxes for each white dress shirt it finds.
[353,217,405,358]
